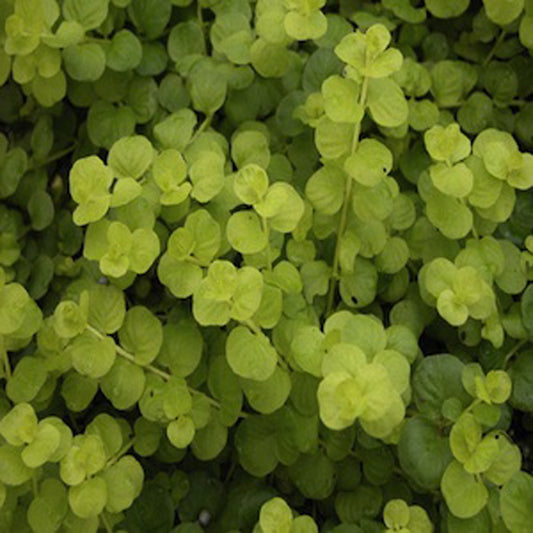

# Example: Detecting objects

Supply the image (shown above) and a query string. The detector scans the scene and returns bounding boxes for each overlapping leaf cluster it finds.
[2,0,533,532]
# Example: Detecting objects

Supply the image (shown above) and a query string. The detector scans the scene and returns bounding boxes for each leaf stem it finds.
[325,76,369,317]
[90,325,174,381]
[261,216,273,272]
[85,324,222,410]
[463,398,482,415]
[29,144,76,171]
[105,439,135,469]
[100,513,113,533]
[32,474,38,497]
[504,338,528,366]
[483,30,506,67]
[190,114,213,145]
[243,319,262,335]
[2,350,11,380]
[197,0,204,27]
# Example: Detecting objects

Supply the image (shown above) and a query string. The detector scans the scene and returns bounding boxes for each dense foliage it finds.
[2,0,533,531]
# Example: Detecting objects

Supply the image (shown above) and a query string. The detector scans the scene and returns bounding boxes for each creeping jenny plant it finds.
[2,0,533,531]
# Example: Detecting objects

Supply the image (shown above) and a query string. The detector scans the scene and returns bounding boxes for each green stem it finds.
[197,0,204,27]
[325,76,369,317]
[100,513,113,533]
[189,114,213,145]
[483,30,506,67]
[185,255,204,267]
[462,198,479,239]
[504,338,528,366]
[85,325,222,411]
[2,354,11,380]
[85,36,110,44]
[261,216,272,272]
[463,398,482,415]
[105,439,135,469]
[29,144,76,171]
[32,474,38,497]
[243,319,262,335]
[277,354,289,372]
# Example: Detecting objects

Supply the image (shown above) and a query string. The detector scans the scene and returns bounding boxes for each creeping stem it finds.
[325,76,369,317]
[85,324,223,411]
[261,216,273,272]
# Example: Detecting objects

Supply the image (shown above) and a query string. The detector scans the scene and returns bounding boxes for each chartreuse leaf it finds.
[193,261,263,325]
[108,135,154,180]
[483,431,521,486]
[398,416,453,490]
[62,43,106,82]
[429,162,474,198]
[425,123,471,164]
[345,139,393,187]
[159,320,203,378]
[473,128,533,190]
[158,210,220,298]
[69,156,113,226]
[0,445,34,486]
[441,460,488,519]
[234,164,269,205]
[483,0,524,25]
[232,130,270,170]
[21,420,61,468]
[449,414,499,474]
[250,38,291,78]
[258,497,292,533]
[62,0,109,30]
[86,414,123,458]
[317,356,404,438]
[241,366,291,414]
[226,325,278,381]
[68,476,108,518]
[61,373,98,412]
[425,187,473,239]
[60,434,107,486]
[187,58,227,115]
[167,415,195,449]
[103,456,144,514]
[500,472,533,531]
[67,331,116,379]
[119,306,163,366]
[306,164,345,215]
[290,326,326,377]
[321,75,363,124]
[42,20,84,48]
[0,402,38,446]
[284,1,327,42]
[192,261,236,325]
[100,358,146,410]
[107,29,143,71]
[383,499,410,530]
[189,150,225,203]
[27,478,68,533]
[334,24,403,79]
[227,211,268,254]
[211,13,253,65]
[84,219,160,277]
[154,109,196,151]
[53,298,87,339]
[425,0,469,18]
[367,77,408,127]
[152,149,190,205]
[87,284,126,334]
[6,356,48,403]
[255,182,305,232]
